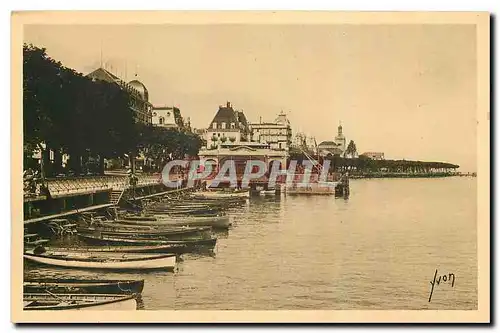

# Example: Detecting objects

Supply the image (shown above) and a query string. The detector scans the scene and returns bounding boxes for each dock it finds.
[23,174,188,223]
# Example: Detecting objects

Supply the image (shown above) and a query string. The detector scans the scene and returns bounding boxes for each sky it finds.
[24,24,477,171]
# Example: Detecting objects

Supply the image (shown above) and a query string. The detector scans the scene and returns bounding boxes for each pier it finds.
[23,173,189,223]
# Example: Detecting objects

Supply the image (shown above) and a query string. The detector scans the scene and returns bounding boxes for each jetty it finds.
[23,173,189,224]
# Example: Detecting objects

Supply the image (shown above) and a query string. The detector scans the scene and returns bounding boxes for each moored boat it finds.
[24,278,144,295]
[78,233,217,250]
[24,252,176,271]
[191,190,250,199]
[77,226,211,239]
[23,293,137,310]
[41,244,186,254]
[122,215,157,221]
[116,215,231,228]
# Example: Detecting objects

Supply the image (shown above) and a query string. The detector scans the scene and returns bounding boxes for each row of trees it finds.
[330,155,459,174]
[287,152,459,174]
[24,44,202,177]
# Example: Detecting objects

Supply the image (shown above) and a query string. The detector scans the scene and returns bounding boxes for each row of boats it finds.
[23,190,250,310]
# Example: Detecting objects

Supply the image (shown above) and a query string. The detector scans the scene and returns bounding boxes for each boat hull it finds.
[23,293,137,310]
[24,279,144,295]
[43,245,185,254]
[77,227,210,240]
[192,191,250,199]
[78,234,217,250]
[24,253,176,271]
[117,215,231,228]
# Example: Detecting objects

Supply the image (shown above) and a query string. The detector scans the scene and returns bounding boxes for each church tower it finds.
[335,121,346,152]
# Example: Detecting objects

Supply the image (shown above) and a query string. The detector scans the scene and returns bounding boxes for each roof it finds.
[86,67,149,102]
[319,147,343,155]
[86,67,121,83]
[209,103,238,127]
[318,141,338,147]
[128,80,149,101]
[208,102,250,133]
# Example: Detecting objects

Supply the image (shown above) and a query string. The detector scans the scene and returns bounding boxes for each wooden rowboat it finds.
[23,293,137,310]
[98,221,210,231]
[191,191,250,199]
[40,244,186,254]
[78,234,217,249]
[24,278,144,295]
[122,215,156,221]
[24,252,176,271]
[116,215,231,228]
[77,226,211,239]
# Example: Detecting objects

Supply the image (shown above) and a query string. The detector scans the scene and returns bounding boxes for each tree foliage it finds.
[287,152,459,174]
[137,124,202,172]
[345,140,357,158]
[23,44,202,176]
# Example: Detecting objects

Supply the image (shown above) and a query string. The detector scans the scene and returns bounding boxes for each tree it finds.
[345,140,357,158]
[136,125,203,172]
[23,43,139,176]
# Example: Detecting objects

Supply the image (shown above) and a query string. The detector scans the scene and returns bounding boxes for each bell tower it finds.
[335,121,346,152]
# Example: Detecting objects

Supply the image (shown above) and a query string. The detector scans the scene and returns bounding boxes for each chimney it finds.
[260,116,262,123]
[227,101,231,108]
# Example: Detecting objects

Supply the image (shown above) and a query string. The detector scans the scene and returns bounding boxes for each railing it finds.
[42,174,162,198]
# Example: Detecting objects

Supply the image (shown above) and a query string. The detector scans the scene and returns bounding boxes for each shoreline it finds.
[349,172,476,179]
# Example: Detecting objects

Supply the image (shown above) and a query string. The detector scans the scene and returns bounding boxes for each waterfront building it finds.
[361,152,385,160]
[317,141,344,157]
[198,142,288,187]
[316,122,348,157]
[151,106,179,129]
[86,67,153,124]
[205,102,251,148]
[249,111,292,151]
[199,102,289,188]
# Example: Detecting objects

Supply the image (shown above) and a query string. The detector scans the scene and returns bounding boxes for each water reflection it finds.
[24,178,477,310]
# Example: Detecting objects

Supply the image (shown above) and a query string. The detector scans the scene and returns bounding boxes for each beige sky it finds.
[24,24,477,171]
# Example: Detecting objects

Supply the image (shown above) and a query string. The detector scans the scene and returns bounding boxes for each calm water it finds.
[26,177,477,310]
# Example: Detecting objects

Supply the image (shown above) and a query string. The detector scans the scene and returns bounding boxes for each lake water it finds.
[25,177,478,310]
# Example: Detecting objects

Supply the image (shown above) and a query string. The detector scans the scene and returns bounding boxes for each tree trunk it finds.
[53,148,63,175]
[42,147,51,178]
[68,149,82,175]
[99,155,105,175]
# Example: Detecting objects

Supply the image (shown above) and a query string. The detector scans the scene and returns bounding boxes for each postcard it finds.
[11,11,490,323]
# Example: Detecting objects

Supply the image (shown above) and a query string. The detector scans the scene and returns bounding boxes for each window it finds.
[221,122,226,129]
[212,123,217,129]
[218,133,220,137]
[159,117,164,125]
[230,123,235,129]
